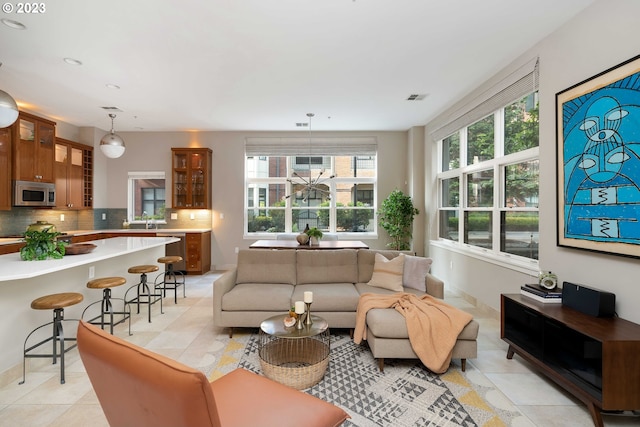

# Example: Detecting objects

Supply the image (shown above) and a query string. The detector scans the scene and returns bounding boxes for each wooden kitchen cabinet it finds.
[185,231,211,274]
[12,112,56,183]
[171,148,212,209]
[0,126,11,210]
[55,138,93,209]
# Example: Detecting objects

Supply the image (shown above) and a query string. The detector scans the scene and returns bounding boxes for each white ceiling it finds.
[0,0,595,132]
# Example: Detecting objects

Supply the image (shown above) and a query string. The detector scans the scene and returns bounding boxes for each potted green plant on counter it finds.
[20,228,66,261]
[377,189,419,250]
[306,227,323,245]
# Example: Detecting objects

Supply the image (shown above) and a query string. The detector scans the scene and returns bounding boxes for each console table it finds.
[249,240,369,250]
[501,293,640,427]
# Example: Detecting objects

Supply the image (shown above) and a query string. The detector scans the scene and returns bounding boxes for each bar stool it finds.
[82,277,131,336]
[154,256,186,304]
[124,265,163,322]
[19,292,84,385]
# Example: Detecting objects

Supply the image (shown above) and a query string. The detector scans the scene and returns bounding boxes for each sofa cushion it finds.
[367,253,405,292]
[296,250,358,285]
[355,282,424,297]
[366,308,479,340]
[222,283,294,311]
[236,249,297,285]
[293,283,361,312]
[402,255,433,292]
[357,249,404,283]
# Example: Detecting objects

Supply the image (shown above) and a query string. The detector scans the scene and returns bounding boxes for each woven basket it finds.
[258,337,330,390]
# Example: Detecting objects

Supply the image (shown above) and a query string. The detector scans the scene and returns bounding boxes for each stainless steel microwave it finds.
[13,180,56,207]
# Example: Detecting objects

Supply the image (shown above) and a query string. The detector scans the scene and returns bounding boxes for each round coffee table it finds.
[258,314,330,390]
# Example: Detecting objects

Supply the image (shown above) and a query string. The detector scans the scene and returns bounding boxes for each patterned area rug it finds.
[209,331,524,427]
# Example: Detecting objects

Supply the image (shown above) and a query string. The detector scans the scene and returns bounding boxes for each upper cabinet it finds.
[12,112,56,183]
[55,138,93,209]
[0,126,11,210]
[171,148,212,209]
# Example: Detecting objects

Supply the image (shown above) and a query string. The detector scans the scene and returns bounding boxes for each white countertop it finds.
[0,228,211,245]
[0,236,178,281]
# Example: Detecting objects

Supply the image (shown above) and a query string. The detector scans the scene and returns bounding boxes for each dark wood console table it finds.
[501,293,640,427]
[249,240,369,250]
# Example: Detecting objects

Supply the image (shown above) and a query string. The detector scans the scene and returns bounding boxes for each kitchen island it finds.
[0,236,178,382]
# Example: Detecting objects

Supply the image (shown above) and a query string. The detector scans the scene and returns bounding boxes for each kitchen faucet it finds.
[143,211,151,230]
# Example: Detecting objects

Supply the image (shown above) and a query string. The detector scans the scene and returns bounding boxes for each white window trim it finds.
[127,171,167,225]
[243,155,378,239]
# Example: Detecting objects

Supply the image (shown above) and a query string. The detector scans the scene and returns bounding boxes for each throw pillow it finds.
[402,255,433,292]
[368,253,405,292]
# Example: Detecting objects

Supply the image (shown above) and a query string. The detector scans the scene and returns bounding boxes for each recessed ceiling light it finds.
[1,19,26,30]
[105,84,120,90]
[63,57,83,66]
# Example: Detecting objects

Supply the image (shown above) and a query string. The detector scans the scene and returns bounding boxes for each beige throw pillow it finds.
[368,253,405,292]
[402,255,433,292]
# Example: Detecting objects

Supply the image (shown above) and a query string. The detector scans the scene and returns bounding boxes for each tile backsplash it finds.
[0,208,212,236]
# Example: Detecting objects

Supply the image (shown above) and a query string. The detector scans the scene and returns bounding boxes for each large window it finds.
[128,171,166,223]
[437,92,539,261]
[245,154,377,235]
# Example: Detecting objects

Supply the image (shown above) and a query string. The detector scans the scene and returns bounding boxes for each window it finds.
[245,153,377,235]
[128,172,166,222]
[437,91,539,261]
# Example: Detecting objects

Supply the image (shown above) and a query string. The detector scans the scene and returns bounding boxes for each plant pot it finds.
[309,236,320,245]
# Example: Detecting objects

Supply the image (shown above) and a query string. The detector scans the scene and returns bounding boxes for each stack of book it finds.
[520,283,562,303]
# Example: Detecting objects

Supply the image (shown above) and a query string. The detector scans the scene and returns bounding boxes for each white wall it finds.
[97,130,411,269]
[425,0,640,324]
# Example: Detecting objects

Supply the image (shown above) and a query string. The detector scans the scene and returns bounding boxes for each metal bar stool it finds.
[154,256,186,304]
[124,265,163,322]
[19,292,84,385]
[82,277,132,336]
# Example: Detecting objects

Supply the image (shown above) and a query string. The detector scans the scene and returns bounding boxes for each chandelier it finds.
[285,113,335,202]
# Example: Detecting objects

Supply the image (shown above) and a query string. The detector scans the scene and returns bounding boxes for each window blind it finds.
[430,57,539,142]
[245,137,377,156]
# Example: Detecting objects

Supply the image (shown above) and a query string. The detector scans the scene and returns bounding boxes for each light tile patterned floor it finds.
[0,272,637,426]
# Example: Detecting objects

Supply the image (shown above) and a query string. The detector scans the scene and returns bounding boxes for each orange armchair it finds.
[76,320,349,427]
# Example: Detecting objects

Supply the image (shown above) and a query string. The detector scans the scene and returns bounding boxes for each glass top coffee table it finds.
[258,314,330,390]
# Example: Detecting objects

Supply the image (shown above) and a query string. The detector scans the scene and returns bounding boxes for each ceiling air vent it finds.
[295,122,309,127]
[406,94,427,101]
[100,106,123,112]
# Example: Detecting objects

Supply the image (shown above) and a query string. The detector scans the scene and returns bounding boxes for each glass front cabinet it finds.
[171,148,212,209]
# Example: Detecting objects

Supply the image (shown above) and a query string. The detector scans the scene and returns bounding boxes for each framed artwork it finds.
[557,54,640,257]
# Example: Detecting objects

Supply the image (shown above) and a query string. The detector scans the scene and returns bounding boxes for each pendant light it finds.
[0,63,19,128]
[285,113,335,202]
[100,113,125,158]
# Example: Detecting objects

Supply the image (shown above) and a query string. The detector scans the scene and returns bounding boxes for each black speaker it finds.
[561,281,615,317]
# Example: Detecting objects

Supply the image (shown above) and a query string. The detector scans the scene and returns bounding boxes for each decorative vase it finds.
[26,220,57,233]
[296,233,309,245]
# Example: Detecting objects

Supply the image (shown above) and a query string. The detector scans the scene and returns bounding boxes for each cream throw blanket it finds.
[354,293,473,374]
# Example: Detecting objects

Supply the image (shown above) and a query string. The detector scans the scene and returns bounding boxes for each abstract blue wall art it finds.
[557,55,640,257]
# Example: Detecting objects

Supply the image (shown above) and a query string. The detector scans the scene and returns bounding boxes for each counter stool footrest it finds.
[154,269,186,304]
[82,297,132,336]
[124,284,164,323]
[19,315,81,385]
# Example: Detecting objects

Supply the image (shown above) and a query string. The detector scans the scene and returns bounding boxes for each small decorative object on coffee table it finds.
[304,291,313,326]
[294,301,305,329]
[258,313,330,390]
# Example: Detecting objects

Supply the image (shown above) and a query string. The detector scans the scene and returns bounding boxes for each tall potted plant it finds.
[377,189,419,250]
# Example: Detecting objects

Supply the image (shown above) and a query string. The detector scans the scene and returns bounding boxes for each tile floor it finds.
[0,272,637,426]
